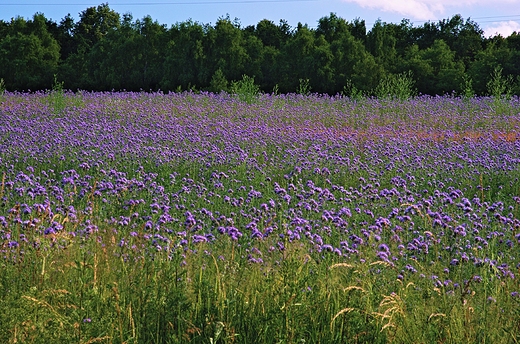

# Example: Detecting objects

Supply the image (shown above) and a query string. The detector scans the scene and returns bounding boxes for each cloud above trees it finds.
[342,0,519,20]
[483,20,520,37]
[342,0,520,36]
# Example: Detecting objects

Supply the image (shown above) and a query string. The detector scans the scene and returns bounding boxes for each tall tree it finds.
[311,34,334,93]
[505,32,520,78]
[132,15,167,89]
[0,14,60,90]
[204,17,248,86]
[87,14,166,91]
[326,19,374,92]
[366,20,398,73]
[255,19,291,49]
[74,3,120,49]
[279,23,315,92]
[253,19,291,91]
[469,41,515,94]
[405,39,465,95]
[162,20,207,90]
[0,7,517,95]
[242,32,265,86]
[450,18,484,67]
[62,3,120,89]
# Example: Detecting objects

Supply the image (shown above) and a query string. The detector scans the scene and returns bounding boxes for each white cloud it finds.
[342,0,519,21]
[341,0,436,20]
[483,20,520,37]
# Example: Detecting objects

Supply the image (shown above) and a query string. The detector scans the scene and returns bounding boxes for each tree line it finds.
[1,3,520,96]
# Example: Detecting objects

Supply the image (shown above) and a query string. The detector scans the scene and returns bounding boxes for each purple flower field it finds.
[2,91,520,342]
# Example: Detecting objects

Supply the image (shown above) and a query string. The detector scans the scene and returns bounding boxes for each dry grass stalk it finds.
[343,286,366,293]
[376,293,405,333]
[428,313,446,321]
[329,263,354,269]
[81,336,112,344]
[330,307,356,330]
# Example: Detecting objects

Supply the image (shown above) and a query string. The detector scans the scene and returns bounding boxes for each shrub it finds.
[486,66,514,100]
[230,74,260,104]
[374,71,416,101]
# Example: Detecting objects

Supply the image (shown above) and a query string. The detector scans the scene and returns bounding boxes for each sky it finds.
[1,0,520,37]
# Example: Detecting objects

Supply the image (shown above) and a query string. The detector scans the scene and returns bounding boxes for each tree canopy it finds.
[1,5,519,95]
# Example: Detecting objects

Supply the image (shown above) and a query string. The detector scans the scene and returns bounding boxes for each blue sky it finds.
[1,0,520,37]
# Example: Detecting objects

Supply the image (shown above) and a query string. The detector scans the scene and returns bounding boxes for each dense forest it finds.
[1,3,520,95]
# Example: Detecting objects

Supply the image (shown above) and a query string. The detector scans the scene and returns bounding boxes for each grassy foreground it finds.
[1,91,520,343]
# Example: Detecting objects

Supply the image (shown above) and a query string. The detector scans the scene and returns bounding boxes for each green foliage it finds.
[0,78,5,101]
[230,74,260,103]
[342,78,364,100]
[1,7,520,96]
[327,20,370,92]
[297,78,311,95]
[161,20,206,91]
[460,74,475,99]
[486,66,516,116]
[351,53,384,92]
[374,71,416,100]
[209,68,229,93]
[75,3,121,48]
[271,83,280,95]
[48,74,66,114]
[486,66,514,99]
[207,17,248,85]
[406,39,465,95]
[0,15,60,90]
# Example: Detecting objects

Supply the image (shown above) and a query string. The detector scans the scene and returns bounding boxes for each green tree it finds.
[279,23,315,92]
[0,14,60,90]
[89,14,166,91]
[242,33,264,86]
[62,3,120,89]
[311,35,334,93]
[74,3,120,49]
[366,19,398,72]
[405,15,484,74]
[162,20,206,90]
[450,18,484,67]
[350,52,384,93]
[255,19,290,49]
[327,21,374,93]
[422,39,465,94]
[404,40,465,95]
[506,32,520,94]
[0,6,515,95]
[402,44,433,95]
[468,41,514,95]
[129,15,167,89]
[208,68,229,93]
[315,13,373,92]
[204,17,248,87]
[250,19,291,91]
[0,20,8,39]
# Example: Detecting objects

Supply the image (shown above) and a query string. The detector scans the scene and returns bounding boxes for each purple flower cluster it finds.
[1,92,520,288]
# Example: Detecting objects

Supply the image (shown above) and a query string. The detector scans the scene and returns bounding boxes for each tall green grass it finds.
[3,224,519,343]
[0,78,5,102]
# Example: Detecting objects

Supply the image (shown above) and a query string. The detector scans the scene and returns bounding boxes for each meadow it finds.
[1,90,520,343]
